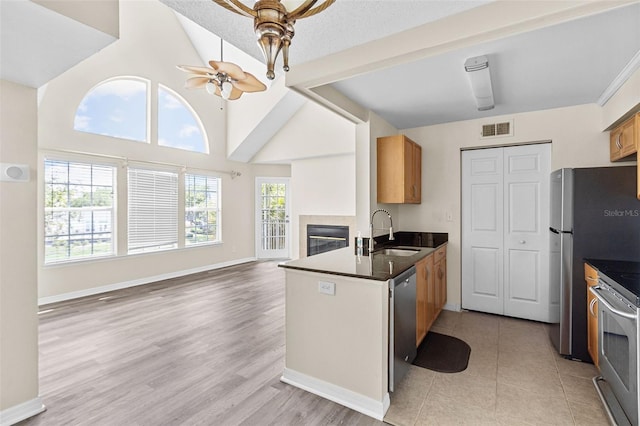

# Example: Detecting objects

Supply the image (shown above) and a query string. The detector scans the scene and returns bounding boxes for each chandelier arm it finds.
[291,0,335,19]
[285,0,318,19]
[212,0,256,18]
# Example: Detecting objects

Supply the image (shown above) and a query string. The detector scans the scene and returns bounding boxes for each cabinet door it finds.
[610,127,624,161]
[376,134,422,204]
[610,115,637,161]
[416,257,428,346]
[425,255,435,330]
[585,263,599,368]
[433,246,447,314]
[377,135,405,203]
[412,143,422,203]
[436,258,447,313]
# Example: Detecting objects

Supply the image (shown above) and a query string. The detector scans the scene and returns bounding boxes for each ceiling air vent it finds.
[480,119,513,139]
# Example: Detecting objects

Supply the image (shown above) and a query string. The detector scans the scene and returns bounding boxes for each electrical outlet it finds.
[318,281,335,295]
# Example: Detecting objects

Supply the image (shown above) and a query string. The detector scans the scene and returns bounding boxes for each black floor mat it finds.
[413,331,471,373]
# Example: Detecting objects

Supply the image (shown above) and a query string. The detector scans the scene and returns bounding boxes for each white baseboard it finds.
[444,302,461,312]
[0,397,45,426]
[280,368,390,421]
[38,257,256,306]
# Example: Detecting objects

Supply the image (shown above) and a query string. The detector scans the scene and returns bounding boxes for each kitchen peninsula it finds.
[279,232,447,420]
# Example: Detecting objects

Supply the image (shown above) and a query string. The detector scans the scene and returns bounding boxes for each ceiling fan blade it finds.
[209,60,247,80]
[177,65,216,76]
[227,85,243,100]
[232,72,266,93]
[185,76,211,89]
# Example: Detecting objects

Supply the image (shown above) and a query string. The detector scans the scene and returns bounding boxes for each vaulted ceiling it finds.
[162,0,640,130]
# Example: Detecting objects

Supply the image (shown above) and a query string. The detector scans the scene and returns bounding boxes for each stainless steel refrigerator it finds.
[549,166,640,362]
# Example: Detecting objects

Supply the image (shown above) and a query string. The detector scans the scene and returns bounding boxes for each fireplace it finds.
[307,224,349,256]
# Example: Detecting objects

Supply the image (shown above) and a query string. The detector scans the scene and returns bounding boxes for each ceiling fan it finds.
[212,0,336,80]
[177,39,266,100]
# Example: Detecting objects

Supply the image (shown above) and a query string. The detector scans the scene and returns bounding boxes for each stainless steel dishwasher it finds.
[389,266,417,392]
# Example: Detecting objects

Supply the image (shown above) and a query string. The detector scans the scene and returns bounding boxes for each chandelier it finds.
[212,0,336,80]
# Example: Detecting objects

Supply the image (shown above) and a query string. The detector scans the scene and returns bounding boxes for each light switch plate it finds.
[318,281,335,295]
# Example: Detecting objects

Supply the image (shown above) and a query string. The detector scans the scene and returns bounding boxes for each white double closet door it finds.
[462,143,551,322]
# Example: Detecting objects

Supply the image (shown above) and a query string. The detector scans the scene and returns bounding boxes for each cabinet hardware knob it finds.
[519,240,526,244]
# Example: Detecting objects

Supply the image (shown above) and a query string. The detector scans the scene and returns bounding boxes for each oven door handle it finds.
[589,286,638,320]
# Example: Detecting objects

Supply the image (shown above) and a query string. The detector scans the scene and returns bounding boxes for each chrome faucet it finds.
[369,209,394,253]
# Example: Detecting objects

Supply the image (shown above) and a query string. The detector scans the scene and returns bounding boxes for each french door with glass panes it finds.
[256,178,290,259]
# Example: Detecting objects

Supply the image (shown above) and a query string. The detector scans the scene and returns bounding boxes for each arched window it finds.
[73,78,207,154]
[158,85,207,153]
[74,78,149,142]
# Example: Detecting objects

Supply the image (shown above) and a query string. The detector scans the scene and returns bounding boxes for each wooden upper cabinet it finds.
[377,134,422,204]
[610,113,638,162]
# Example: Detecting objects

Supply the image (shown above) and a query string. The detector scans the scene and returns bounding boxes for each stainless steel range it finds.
[588,260,640,426]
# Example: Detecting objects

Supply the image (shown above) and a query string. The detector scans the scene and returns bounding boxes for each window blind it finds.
[128,168,178,253]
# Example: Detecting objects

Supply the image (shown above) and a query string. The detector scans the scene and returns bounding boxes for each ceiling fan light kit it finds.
[213,0,335,80]
[464,55,495,111]
[177,39,266,100]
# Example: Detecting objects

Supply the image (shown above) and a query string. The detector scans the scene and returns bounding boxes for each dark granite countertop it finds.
[584,259,640,307]
[279,232,447,281]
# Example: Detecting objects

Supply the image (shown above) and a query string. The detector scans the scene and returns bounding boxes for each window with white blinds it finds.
[128,168,178,253]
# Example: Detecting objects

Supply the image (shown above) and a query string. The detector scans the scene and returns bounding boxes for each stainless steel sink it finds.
[374,248,419,257]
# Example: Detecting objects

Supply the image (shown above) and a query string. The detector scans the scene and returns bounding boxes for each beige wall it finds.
[365,112,401,233]
[290,154,356,258]
[36,0,289,301]
[284,269,389,402]
[0,81,40,411]
[397,102,634,309]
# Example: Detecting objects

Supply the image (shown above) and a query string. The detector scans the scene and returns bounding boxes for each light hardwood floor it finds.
[22,261,378,426]
[22,261,607,425]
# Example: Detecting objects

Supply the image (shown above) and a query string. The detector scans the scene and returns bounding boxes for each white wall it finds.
[366,112,401,234]
[290,154,356,258]
[33,0,119,39]
[36,0,289,301]
[398,102,634,309]
[252,100,356,163]
[0,80,41,415]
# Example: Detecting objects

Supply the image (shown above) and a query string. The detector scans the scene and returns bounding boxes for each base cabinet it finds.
[415,254,433,345]
[416,245,446,347]
[434,246,446,316]
[585,263,599,368]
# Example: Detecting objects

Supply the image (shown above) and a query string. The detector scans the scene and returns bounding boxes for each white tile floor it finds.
[384,310,609,426]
